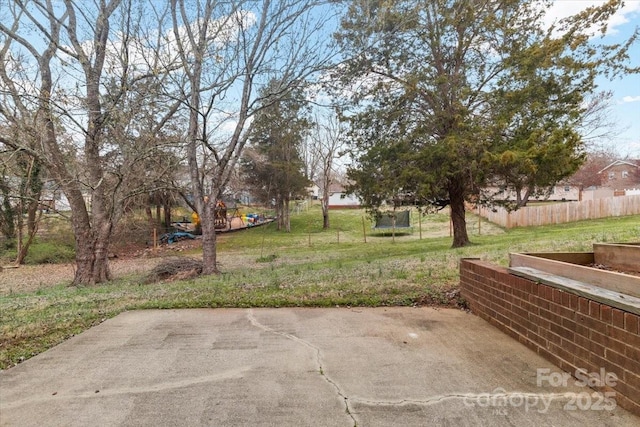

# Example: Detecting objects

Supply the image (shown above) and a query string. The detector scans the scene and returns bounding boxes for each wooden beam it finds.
[594,243,640,273]
[510,252,640,298]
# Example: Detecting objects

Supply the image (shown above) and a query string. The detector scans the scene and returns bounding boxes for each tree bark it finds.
[449,178,470,248]
[284,198,291,233]
[322,168,331,230]
[201,197,219,275]
[164,203,171,232]
[72,220,113,285]
[15,198,41,265]
[322,202,329,229]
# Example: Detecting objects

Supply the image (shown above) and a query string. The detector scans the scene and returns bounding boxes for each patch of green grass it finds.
[256,254,278,263]
[1,205,639,369]
[1,240,76,265]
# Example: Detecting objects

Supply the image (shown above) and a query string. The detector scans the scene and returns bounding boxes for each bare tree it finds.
[309,109,345,229]
[567,148,618,189]
[0,115,45,264]
[169,0,339,274]
[0,0,180,284]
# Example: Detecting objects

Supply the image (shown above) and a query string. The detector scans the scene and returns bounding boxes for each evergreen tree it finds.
[335,0,638,247]
[242,82,312,232]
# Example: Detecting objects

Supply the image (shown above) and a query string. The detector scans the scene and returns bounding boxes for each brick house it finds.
[598,160,640,190]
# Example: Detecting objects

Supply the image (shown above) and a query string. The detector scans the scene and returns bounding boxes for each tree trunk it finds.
[276,197,284,231]
[284,198,291,233]
[322,186,330,229]
[201,197,219,275]
[145,205,154,243]
[449,178,470,248]
[322,205,329,229]
[15,198,41,265]
[164,203,171,232]
[72,225,112,285]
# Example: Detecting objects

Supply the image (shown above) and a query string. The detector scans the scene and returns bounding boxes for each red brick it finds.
[600,305,612,324]
[495,313,511,327]
[517,334,538,352]
[568,293,579,310]
[589,353,624,381]
[539,307,564,327]
[562,338,589,361]
[550,322,574,341]
[545,286,554,301]
[573,333,591,351]
[527,330,547,347]
[501,325,519,341]
[624,313,639,334]
[511,304,529,320]
[550,302,575,321]
[589,300,600,318]
[519,317,537,333]
[612,382,640,411]
[583,314,608,334]
[626,343,640,361]
[537,346,565,368]
[561,291,570,307]
[518,297,534,311]
[540,327,561,345]
[503,292,514,304]
[574,322,590,339]
[536,295,549,311]
[549,341,575,365]
[561,316,577,331]
[626,371,640,391]
[605,348,640,373]
[590,329,610,347]
[614,393,640,418]
[553,288,562,303]
[612,309,625,329]
[511,320,527,336]
[574,334,609,359]
[530,282,542,296]
[578,297,589,314]
[608,325,640,349]
[537,318,551,331]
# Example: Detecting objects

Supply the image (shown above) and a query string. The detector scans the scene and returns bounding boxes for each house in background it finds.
[306,183,320,200]
[327,184,361,209]
[481,183,581,204]
[598,160,640,190]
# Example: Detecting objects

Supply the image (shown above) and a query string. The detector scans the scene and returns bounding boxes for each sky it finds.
[2,1,638,158]
[546,1,640,158]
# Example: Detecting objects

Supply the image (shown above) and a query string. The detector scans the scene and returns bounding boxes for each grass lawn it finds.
[1,205,638,369]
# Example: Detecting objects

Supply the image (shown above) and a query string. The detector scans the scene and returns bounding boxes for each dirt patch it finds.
[587,263,640,277]
[0,235,256,295]
[0,258,160,295]
[0,238,207,295]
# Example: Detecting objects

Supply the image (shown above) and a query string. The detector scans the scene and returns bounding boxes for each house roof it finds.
[597,160,639,174]
[328,183,346,193]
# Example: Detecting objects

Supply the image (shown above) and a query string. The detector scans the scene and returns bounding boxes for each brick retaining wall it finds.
[459,258,640,416]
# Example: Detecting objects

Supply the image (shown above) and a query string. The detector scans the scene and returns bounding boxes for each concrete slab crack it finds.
[246,309,358,426]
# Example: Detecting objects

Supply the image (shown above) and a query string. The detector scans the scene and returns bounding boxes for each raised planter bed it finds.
[508,243,640,315]
[593,242,640,273]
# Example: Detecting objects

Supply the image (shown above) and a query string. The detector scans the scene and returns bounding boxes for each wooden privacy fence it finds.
[479,194,640,228]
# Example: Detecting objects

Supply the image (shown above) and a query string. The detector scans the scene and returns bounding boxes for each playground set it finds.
[161,200,271,245]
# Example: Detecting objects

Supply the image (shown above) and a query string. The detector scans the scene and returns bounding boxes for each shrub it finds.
[22,241,75,264]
